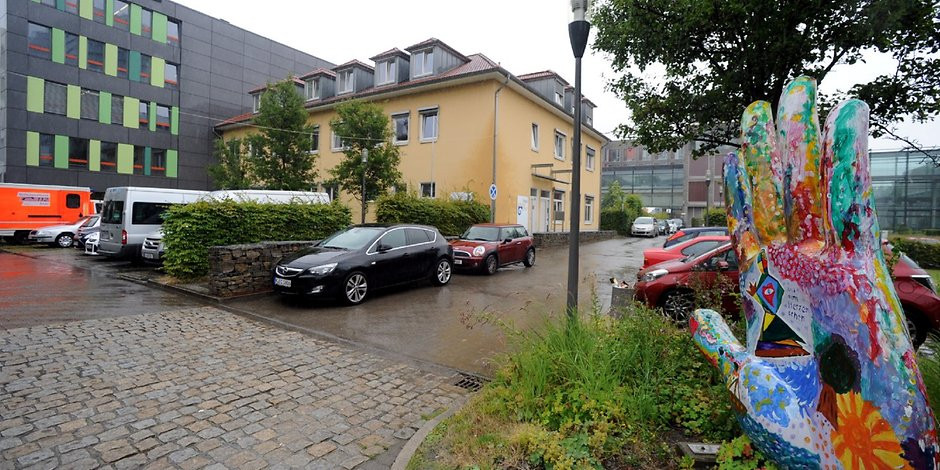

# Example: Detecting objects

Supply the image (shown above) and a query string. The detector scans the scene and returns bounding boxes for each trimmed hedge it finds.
[892,238,940,269]
[162,200,352,278]
[704,208,728,227]
[600,208,641,235]
[375,192,490,236]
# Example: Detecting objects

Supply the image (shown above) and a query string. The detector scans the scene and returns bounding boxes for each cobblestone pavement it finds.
[0,307,467,469]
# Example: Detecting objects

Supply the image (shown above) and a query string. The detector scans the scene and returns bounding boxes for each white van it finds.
[200,190,330,204]
[98,187,208,259]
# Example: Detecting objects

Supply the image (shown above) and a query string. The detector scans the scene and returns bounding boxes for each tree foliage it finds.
[208,138,253,190]
[602,180,644,214]
[248,80,318,189]
[592,0,940,158]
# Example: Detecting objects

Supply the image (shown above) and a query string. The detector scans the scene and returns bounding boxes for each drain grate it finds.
[452,372,489,392]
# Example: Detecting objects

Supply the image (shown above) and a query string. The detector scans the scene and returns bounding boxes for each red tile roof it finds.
[369,48,409,61]
[299,68,336,80]
[334,59,374,72]
[217,111,253,126]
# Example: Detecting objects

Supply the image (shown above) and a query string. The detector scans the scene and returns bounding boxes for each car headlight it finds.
[36,231,49,236]
[306,263,337,275]
[640,268,669,282]
[472,246,485,257]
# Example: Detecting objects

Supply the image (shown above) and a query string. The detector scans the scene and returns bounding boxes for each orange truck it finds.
[0,183,96,242]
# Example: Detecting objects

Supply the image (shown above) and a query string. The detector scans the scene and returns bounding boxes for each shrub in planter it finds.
[600,208,641,235]
[162,200,351,278]
[374,192,489,236]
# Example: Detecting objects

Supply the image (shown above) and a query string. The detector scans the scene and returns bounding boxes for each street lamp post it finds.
[361,148,369,224]
[705,166,712,226]
[566,0,591,317]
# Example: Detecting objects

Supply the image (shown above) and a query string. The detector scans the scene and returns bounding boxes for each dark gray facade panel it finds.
[244,44,270,63]
[127,82,174,105]
[181,36,211,56]
[6,0,28,16]
[76,120,130,142]
[78,73,131,97]
[242,56,271,77]
[211,20,245,43]
[180,61,210,83]
[208,46,244,68]
[7,89,26,113]
[27,166,80,186]
[28,113,78,135]
[28,59,79,85]
[27,2,78,30]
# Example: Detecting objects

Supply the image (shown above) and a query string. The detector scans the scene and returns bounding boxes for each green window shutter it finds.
[143,147,152,176]
[54,135,69,169]
[128,51,141,82]
[98,91,111,123]
[26,132,40,166]
[123,96,139,128]
[51,29,65,64]
[104,43,117,76]
[89,140,101,171]
[152,12,167,44]
[26,77,44,113]
[79,0,93,19]
[166,149,177,178]
[78,36,87,69]
[148,102,156,131]
[130,4,142,35]
[117,143,133,174]
[55,0,65,11]
[170,107,179,135]
[105,0,114,26]
[150,57,165,87]
[67,85,80,119]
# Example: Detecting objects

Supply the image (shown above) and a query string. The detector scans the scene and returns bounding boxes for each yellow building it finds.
[216,38,608,233]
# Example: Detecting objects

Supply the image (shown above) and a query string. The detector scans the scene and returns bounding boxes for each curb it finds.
[391,396,469,470]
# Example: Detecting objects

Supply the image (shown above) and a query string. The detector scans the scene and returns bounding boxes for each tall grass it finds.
[919,333,940,428]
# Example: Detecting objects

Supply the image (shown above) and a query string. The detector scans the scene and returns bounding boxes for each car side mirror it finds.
[503,238,513,244]
[716,260,730,271]
[377,243,391,252]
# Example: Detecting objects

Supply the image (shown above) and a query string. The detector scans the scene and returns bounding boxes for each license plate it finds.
[454,259,462,265]
[274,277,291,287]
[143,253,154,259]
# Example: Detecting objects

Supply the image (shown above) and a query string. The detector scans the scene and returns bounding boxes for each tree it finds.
[208,138,253,189]
[592,0,940,161]
[248,79,317,190]
[329,101,402,223]
[602,180,627,210]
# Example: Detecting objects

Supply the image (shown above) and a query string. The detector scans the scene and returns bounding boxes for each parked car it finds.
[83,231,100,256]
[631,217,657,237]
[73,215,101,248]
[642,235,730,268]
[656,220,668,236]
[99,187,208,259]
[28,215,98,248]
[272,224,453,305]
[662,226,729,248]
[141,230,165,264]
[449,224,535,275]
[667,219,683,234]
[634,243,940,348]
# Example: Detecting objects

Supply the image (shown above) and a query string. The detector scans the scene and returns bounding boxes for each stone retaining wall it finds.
[533,230,618,248]
[208,240,316,297]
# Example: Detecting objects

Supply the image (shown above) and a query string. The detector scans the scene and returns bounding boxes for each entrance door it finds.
[529,189,538,233]
[517,196,529,228]
[540,190,550,232]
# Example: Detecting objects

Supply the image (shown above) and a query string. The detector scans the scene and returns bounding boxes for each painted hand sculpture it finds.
[691,76,939,469]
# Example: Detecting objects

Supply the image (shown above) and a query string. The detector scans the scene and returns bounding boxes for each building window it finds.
[117,48,129,79]
[111,95,123,125]
[331,130,348,151]
[377,61,396,85]
[584,113,593,126]
[133,146,145,175]
[420,108,438,142]
[139,100,149,126]
[165,62,179,89]
[531,123,539,151]
[113,0,130,31]
[586,146,595,171]
[553,190,565,221]
[420,182,436,198]
[554,131,566,160]
[305,78,319,101]
[338,70,353,94]
[167,20,180,47]
[156,105,170,132]
[584,196,594,224]
[141,9,152,37]
[65,32,79,66]
[87,39,104,73]
[252,93,261,113]
[27,23,52,60]
[309,126,319,153]
[414,50,433,77]
[151,149,166,177]
[320,183,338,201]
[554,91,564,106]
[39,133,54,167]
[64,0,78,13]
[392,113,409,144]
[140,54,151,81]
[92,0,106,23]
[100,142,117,172]
[80,90,98,120]
[44,82,67,115]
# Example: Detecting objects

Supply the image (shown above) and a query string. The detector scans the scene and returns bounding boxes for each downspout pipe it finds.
[491,72,510,223]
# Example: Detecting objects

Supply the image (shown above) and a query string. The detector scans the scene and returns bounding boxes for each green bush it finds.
[705,208,728,227]
[892,238,940,269]
[600,208,641,235]
[162,200,352,278]
[918,334,940,429]
[375,192,489,236]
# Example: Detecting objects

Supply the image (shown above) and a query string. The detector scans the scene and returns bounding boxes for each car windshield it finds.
[635,217,654,224]
[319,226,385,250]
[80,216,99,227]
[685,243,731,262]
[461,226,500,241]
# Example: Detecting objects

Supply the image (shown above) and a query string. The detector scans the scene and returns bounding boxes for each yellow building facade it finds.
[217,39,607,233]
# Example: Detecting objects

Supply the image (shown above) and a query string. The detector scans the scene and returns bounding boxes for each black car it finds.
[662,226,729,248]
[272,224,453,304]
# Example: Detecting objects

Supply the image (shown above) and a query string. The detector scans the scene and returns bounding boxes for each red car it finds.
[634,243,940,348]
[642,235,730,268]
[450,224,535,274]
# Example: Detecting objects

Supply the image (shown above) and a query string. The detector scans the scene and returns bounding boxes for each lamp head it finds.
[570,0,591,22]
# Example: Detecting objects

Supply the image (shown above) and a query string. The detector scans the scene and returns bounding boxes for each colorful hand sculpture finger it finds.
[691,76,939,469]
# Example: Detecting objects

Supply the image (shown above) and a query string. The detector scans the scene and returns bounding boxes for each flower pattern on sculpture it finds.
[831,391,907,470]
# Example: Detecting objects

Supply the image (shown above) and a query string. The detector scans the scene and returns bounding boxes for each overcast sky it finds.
[175,0,937,151]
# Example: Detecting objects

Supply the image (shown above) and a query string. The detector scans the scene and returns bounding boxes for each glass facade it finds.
[601,165,685,212]
[871,149,940,230]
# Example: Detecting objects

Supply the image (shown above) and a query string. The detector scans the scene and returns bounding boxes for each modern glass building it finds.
[871,149,940,231]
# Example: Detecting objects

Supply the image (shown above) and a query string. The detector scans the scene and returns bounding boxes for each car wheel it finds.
[523,248,536,267]
[661,289,694,325]
[343,272,368,305]
[432,258,452,286]
[55,233,73,248]
[904,308,928,350]
[483,254,498,275]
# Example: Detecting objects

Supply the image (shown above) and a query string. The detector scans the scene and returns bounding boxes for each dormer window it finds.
[414,50,433,77]
[252,93,261,113]
[376,61,397,85]
[554,91,564,106]
[338,70,354,94]
[305,78,319,101]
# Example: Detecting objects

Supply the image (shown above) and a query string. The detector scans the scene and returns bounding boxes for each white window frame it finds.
[584,195,594,224]
[305,78,319,101]
[377,61,396,85]
[252,93,261,113]
[419,107,439,143]
[554,130,566,161]
[309,125,320,154]
[391,112,409,145]
[554,91,564,106]
[338,70,354,94]
[531,123,539,151]
[414,49,433,77]
[420,181,436,198]
[331,130,348,151]
[586,145,595,171]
